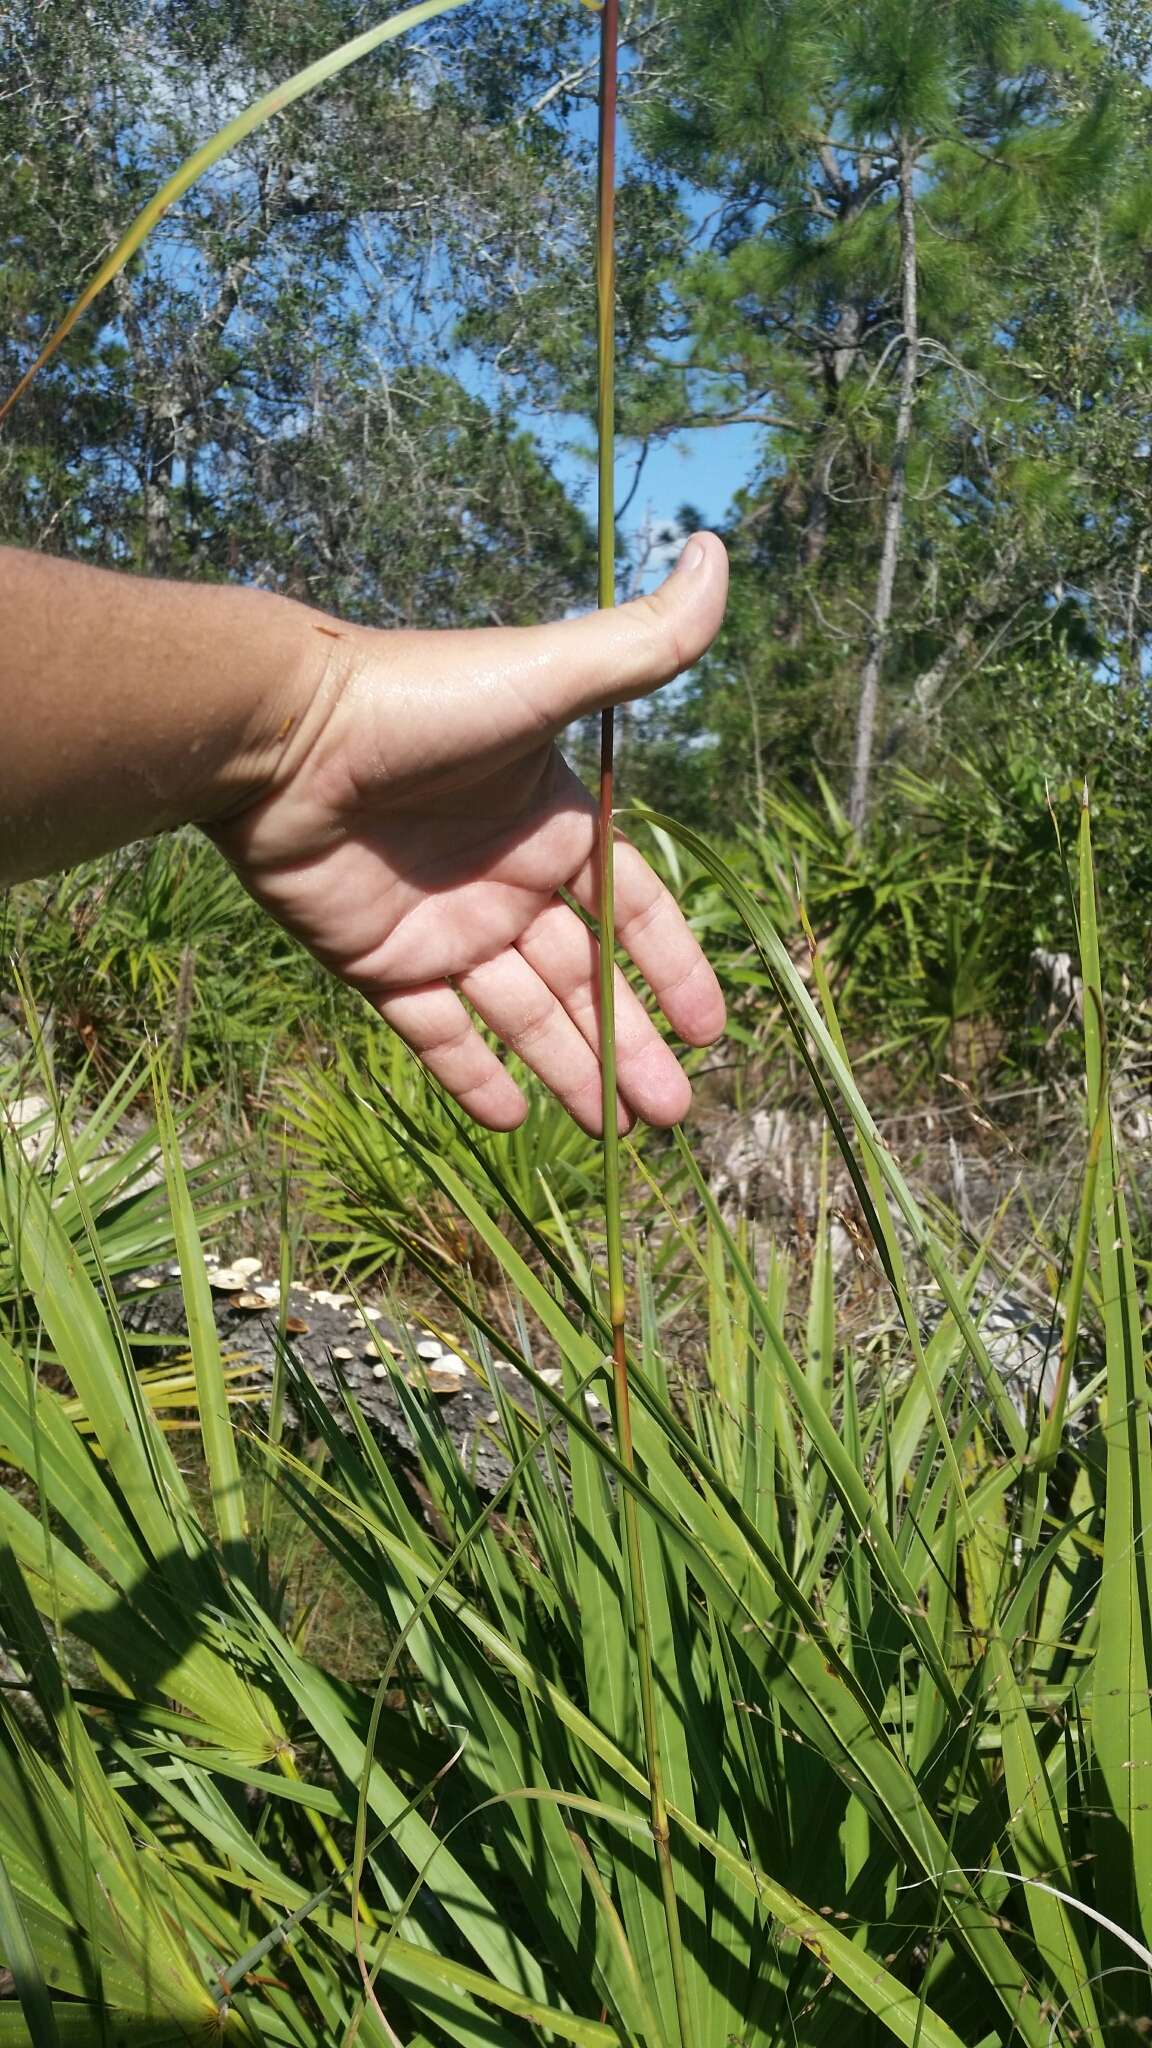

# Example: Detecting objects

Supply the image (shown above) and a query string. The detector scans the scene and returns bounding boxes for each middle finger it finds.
[517,899,691,1127]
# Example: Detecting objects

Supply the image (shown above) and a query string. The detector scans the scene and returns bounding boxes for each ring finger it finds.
[457,948,628,1136]
[517,899,692,1126]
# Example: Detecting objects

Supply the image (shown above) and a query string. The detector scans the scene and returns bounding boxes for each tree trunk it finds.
[803,301,863,575]
[1125,540,1144,681]
[879,541,1024,761]
[782,152,875,644]
[848,140,920,833]
[144,437,177,572]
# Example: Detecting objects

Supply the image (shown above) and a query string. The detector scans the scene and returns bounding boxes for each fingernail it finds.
[677,538,706,575]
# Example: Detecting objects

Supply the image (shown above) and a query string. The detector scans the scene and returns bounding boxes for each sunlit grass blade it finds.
[672,1129,965,1715]
[0,1104,189,1562]
[1078,794,1152,1960]
[363,1121,1056,2040]
[642,811,1027,1449]
[370,1780,975,2048]
[227,1372,986,2048]
[0,1124,284,1759]
[229,1579,558,2004]
[0,1847,61,2048]
[153,1067,248,1563]
[0,1542,218,2034]
[0,0,472,429]
[985,1629,1102,2042]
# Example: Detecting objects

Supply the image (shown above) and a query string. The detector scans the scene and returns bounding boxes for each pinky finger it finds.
[374,981,528,1131]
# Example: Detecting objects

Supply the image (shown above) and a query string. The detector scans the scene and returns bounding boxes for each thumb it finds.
[526,531,729,734]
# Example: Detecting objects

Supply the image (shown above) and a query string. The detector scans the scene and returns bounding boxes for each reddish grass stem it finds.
[595,7,691,2039]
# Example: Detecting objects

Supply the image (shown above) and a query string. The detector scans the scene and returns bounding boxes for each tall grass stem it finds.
[595,8,690,2039]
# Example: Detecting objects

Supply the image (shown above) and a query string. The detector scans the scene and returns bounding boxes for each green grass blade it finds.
[641,811,1028,1453]
[986,1634,1102,2041]
[417,1783,974,2048]
[0,1847,62,2048]
[0,1121,190,1562]
[153,1071,248,1562]
[672,1130,965,1715]
[0,0,472,428]
[1079,794,1152,1955]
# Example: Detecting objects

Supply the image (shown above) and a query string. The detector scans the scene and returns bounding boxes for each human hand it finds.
[212,534,729,1134]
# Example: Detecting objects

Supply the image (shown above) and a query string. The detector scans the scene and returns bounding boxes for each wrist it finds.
[189,591,353,828]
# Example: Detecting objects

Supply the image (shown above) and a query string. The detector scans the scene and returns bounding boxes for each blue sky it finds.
[553,413,763,548]
[505,32,769,580]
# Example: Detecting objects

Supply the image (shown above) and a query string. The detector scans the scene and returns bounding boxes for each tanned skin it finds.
[0,536,729,1133]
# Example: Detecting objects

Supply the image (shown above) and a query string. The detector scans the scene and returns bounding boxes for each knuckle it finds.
[632,592,685,682]
[424,1018,476,1062]
[620,893,664,946]
[507,1002,556,1054]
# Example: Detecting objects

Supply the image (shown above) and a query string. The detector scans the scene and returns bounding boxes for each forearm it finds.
[0,549,333,883]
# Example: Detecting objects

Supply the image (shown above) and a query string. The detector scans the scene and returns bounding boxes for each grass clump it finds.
[0,803,1148,2045]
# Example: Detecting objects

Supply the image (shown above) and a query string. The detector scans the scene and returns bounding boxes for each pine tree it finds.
[631,0,1125,824]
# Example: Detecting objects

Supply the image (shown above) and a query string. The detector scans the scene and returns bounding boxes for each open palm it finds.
[213,535,729,1133]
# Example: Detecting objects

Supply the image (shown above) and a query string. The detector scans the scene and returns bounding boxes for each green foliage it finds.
[635,771,1031,1084]
[621,643,1152,1091]
[0,1053,225,1303]
[6,833,355,1097]
[286,1032,607,1275]
[1,813,1150,2042]
[3,7,1152,2031]
[4,835,631,1275]
[7,0,1152,855]
[541,0,1151,827]
[742,781,1018,1067]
